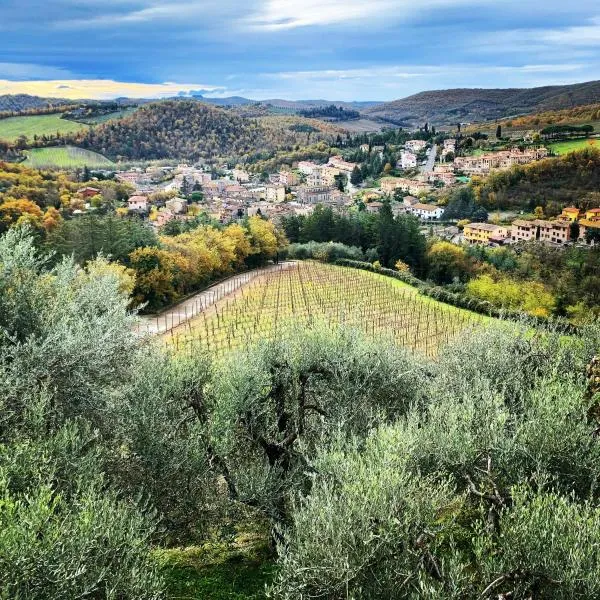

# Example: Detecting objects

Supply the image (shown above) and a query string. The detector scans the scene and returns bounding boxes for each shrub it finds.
[271,325,600,599]
[285,241,364,263]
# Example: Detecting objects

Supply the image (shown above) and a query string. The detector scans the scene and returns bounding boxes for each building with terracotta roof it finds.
[585,208,600,222]
[560,207,581,222]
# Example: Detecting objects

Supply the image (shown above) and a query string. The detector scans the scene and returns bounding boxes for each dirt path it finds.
[136,261,297,336]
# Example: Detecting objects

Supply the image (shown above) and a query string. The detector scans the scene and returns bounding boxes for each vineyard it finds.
[153,262,488,357]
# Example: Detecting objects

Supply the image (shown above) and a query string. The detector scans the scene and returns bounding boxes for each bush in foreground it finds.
[271,324,600,599]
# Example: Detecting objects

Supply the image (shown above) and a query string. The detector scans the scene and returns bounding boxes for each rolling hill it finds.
[73,100,345,161]
[0,93,75,113]
[0,113,89,142]
[365,80,600,127]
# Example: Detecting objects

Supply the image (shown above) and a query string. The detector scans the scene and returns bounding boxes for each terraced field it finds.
[23,145,115,169]
[160,261,486,357]
[0,113,88,142]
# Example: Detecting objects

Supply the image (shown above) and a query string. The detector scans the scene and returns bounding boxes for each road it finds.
[136,261,297,336]
[421,143,437,173]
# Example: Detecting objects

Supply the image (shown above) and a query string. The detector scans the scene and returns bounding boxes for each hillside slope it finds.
[365,80,600,126]
[74,100,344,161]
[0,94,75,113]
[473,147,600,212]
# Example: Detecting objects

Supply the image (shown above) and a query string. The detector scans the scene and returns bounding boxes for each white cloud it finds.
[265,63,585,81]
[242,0,499,30]
[537,16,600,45]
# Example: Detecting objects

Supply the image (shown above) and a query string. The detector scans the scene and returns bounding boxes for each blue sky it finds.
[1,0,600,101]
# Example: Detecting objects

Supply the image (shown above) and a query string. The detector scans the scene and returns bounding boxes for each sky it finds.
[1,0,600,101]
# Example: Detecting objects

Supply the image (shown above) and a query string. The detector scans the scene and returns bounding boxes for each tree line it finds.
[281,203,427,273]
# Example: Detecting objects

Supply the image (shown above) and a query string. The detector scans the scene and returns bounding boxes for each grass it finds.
[549,138,598,155]
[0,113,88,142]
[157,531,275,599]
[165,261,486,357]
[23,145,115,169]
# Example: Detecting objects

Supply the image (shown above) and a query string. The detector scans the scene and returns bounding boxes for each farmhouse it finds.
[585,208,600,222]
[328,156,357,172]
[77,186,101,198]
[405,140,427,153]
[165,197,187,215]
[366,201,384,214]
[559,207,581,222]
[128,195,149,211]
[380,177,431,196]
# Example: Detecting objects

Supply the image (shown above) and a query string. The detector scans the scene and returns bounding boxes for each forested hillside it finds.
[468,102,600,132]
[365,79,600,126]
[73,100,344,161]
[0,93,74,113]
[471,147,600,212]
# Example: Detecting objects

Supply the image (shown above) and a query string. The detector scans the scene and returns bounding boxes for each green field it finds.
[23,145,115,169]
[165,262,485,358]
[0,113,88,142]
[549,137,598,155]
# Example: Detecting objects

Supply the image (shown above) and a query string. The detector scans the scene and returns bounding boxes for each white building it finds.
[405,140,427,153]
[265,185,286,203]
[409,203,444,220]
[297,161,319,175]
[128,195,149,211]
[401,151,417,169]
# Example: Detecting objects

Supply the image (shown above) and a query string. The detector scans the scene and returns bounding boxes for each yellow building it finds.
[579,219,600,244]
[463,223,509,245]
[585,208,600,222]
[560,207,581,222]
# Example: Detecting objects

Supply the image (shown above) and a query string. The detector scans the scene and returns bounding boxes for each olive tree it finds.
[209,324,428,529]
[271,324,600,598]
[0,228,164,597]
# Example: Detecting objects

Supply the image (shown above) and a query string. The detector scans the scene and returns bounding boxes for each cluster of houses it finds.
[117,158,361,228]
[364,195,444,220]
[453,147,548,176]
[463,207,600,247]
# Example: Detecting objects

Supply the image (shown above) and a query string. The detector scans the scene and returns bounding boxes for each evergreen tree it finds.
[350,166,363,186]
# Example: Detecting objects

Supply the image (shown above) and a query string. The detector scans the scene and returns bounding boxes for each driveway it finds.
[421,143,437,173]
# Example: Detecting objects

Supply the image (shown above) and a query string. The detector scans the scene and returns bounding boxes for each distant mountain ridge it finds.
[190,94,380,111]
[364,80,600,126]
[0,94,77,112]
